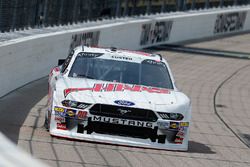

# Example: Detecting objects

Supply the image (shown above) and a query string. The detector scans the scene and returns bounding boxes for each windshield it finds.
[69,55,173,89]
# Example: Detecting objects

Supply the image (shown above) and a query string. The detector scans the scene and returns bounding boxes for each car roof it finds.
[74,46,164,62]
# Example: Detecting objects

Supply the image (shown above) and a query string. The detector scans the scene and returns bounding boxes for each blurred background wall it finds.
[0,0,250,32]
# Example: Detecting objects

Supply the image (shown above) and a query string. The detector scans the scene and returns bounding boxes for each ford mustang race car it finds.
[45,46,191,151]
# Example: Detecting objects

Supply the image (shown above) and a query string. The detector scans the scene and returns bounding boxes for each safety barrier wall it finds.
[0,133,49,167]
[1,7,250,97]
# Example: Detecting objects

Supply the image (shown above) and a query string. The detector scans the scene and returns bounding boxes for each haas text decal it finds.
[140,21,173,46]
[64,83,170,97]
[70,31,100,51]
[214,12,247,34]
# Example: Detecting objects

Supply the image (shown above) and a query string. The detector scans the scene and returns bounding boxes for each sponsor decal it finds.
[78,52,103,58]
[174,137,183,144]
[66,109,76,117]
[54,106,65,113]
[63,100,78,108]
[140,21,173,46]
[180,122,189,127]
[70,31,100,51]
[176,131,185,138]
[114,100,135,106]
[178,126,187,131]
[64,83,170,97]
[170,122,179,129]
[111,55,132,61]
[77,111,88,119]
[92,115,153,128]
[61,50,74,73]
[55,116,65,123]
[214,11,247,34]
[142,59,166,67]
[54,107,77,118]
[57,123,67,130]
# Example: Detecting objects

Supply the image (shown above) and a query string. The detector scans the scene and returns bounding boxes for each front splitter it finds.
[50,129,188,151]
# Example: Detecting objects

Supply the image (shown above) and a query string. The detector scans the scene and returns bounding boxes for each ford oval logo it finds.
[114,100,135,106]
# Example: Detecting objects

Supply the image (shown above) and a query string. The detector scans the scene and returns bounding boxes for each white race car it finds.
[45,46,191,151]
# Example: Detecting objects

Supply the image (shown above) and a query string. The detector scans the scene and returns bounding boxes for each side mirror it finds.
[58,59,65,66]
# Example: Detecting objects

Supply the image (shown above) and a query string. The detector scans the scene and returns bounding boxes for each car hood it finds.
[55,78,182,110]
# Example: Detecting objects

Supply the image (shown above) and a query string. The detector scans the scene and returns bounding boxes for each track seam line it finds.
[213,64,250,148]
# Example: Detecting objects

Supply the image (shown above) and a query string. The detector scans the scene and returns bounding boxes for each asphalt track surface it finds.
[1,34,250,167]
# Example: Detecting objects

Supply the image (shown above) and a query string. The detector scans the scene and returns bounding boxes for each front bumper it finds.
[49,113,190,151]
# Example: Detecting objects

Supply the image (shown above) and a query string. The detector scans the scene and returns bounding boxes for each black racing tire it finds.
[44,115,49,131]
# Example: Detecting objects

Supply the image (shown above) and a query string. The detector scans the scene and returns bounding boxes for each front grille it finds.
[89,104,158,122]
[85,121,158,141]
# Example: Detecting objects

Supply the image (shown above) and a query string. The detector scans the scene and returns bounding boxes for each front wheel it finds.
[44,111,50,131]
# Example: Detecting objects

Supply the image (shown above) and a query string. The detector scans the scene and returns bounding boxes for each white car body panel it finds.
[47,46,191,151]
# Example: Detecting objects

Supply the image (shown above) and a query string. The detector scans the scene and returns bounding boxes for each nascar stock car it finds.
[45,46,191,151]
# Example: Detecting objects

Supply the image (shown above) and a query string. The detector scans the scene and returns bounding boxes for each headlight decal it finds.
[157,112,184,120]
[61,100,91,109]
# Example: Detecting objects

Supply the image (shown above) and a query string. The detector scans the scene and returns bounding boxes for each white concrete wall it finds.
[1,7,250,97]
[0,133,49,167]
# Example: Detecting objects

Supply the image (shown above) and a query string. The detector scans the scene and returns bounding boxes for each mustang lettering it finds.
[92,115,153,128]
